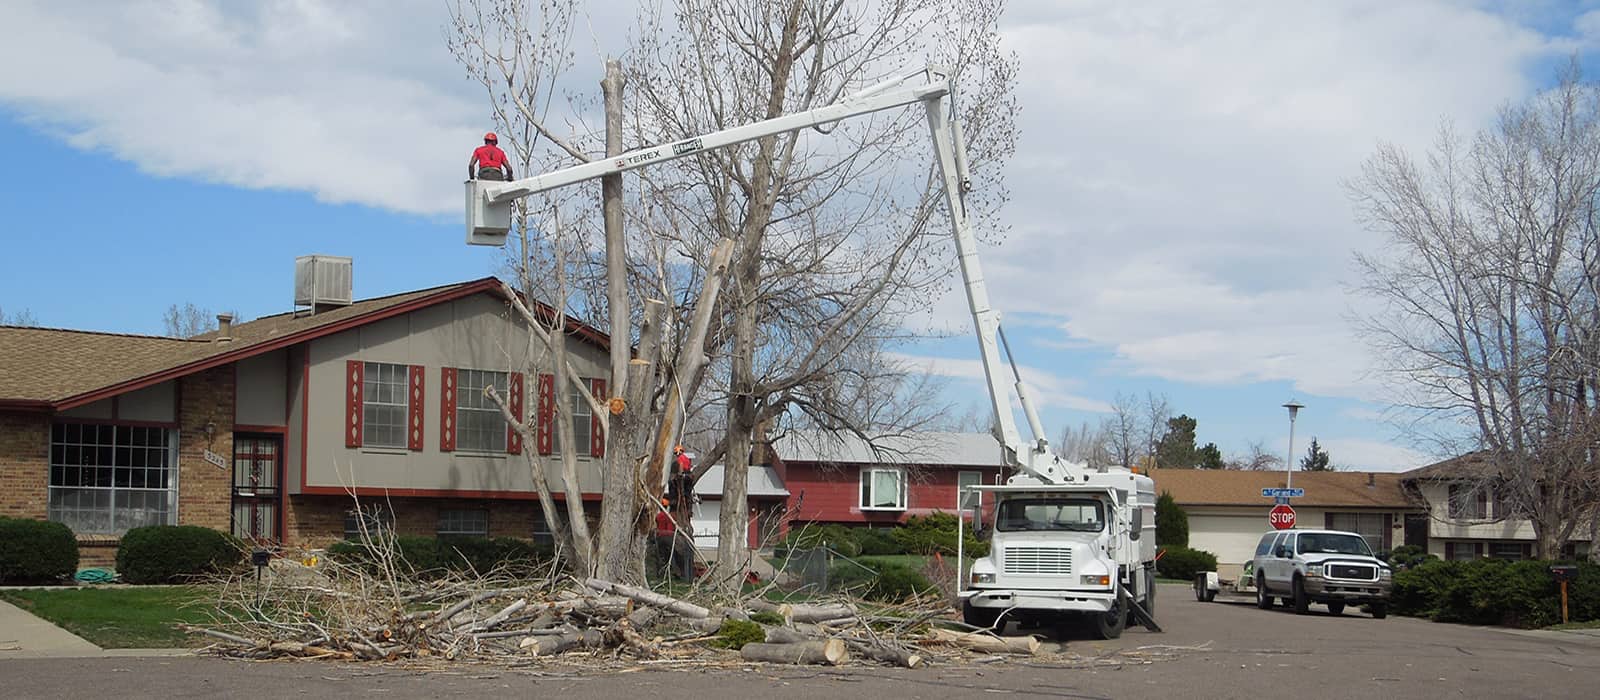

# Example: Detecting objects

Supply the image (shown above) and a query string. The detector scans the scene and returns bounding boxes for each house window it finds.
[958,471,983,509]
[47,423,178,534]
[1447,484,1487,519]
[1488,542,1531,561]
[438,508,489,537]
[1445,542,1482,561]
[344,504,394,540]
[362,362,409,448]
[456,369,508,452]
[859,467,906,510]
[1328,512,1386,552]
[549,379,595,455]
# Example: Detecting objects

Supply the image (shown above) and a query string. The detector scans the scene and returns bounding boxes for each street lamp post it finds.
[1283,401,1303,491]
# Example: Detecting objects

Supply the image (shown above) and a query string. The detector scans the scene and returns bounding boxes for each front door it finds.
[1404,514,1429,549]
[231,435,282,543]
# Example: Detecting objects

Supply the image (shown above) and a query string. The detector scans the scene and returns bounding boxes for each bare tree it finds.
[0,306,39,327]
[1056,420,1109,469]
[1349,61,1600,558]
[1100,391,1171,470]
[162,303,224,338]
[1226,440,1283,471]
[625,0,1019,590]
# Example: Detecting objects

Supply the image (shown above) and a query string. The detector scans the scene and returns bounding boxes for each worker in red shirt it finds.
[653,497,692,581]
[468,132,513,181]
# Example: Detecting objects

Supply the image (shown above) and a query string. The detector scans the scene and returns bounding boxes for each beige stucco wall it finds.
[1414,481,1538,540]
[235,350,287,427]
[58,381,176,422]
[299,293,607,495]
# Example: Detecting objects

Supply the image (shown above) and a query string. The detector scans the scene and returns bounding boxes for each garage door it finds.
[691,500,720,549]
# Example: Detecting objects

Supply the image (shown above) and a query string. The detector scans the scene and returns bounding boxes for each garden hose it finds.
[74,568,116,584]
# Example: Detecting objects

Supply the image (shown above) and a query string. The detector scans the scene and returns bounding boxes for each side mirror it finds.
[1129,507,1143,541]
[1274,545,1288,558]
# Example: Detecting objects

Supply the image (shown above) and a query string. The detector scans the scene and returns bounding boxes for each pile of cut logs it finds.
[190,557,1040,668]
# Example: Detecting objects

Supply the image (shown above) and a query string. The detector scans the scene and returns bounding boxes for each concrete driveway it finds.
[0,584,1594,699]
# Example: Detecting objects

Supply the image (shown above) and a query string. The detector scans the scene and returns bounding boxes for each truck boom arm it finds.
[464,65,1081,485]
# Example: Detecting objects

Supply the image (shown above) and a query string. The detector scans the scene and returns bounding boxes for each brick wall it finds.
[0,411,49,520]
[177,366,235,532]
[283,494,545,548]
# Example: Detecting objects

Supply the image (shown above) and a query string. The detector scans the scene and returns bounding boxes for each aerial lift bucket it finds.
[465,180,511,246]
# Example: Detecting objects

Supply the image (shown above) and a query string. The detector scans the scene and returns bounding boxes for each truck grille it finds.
[1003,546,1072,576]
[1329,564,1377,580]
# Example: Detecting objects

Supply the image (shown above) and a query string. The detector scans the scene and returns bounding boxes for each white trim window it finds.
[362,362,409,448]
[438,508,490,537]
[456,369,508,452]
[958,471,984,509]
[344,504,394,541]
[859,467,907,511]
[47,423,178,534]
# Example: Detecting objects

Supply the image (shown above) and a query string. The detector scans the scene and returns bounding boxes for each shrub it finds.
[1155,492,1188,548]
[830,557,935,602]
[1386,544,1436,570]
[117,525,243,584]
[1155,546,1217,581]
[852,527,905,556]
[1392,558,1599,628]
[890,512,988,558]
[0,517,79,584]
[782,524,862,557]
[709,618,766,650]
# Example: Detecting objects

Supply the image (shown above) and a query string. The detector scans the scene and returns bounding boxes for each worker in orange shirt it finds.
[468,132,513,181]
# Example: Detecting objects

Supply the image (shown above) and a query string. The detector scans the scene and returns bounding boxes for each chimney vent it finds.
[294,255,354,315]
[1367,472,1376,487]
[215,313,234,343]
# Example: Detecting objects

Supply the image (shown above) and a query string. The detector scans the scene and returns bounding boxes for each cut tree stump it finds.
[740,640,848,665]
[521,629,604,656]
[925,627,1039,655]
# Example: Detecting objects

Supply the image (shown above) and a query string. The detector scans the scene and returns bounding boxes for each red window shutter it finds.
[345,360,364,447]
[589,378,606,458]
[507,372,525,454]
[536,373,554,455]
[439,368,457,452]
[408,365,426,451]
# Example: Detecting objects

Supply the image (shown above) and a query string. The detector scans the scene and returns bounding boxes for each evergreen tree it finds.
[1300,437,1333,471]
[1197,442,1225,470]
[1155,491,1188,547]
[1154,415,1199,468]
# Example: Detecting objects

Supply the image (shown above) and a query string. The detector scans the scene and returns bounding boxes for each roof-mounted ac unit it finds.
[294,255,353,313]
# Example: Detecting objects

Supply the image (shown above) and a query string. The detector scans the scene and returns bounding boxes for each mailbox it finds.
[1550,564,1579,582]
[251,549,272,568]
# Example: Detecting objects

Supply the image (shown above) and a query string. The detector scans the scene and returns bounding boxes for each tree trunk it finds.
[595,58,637,583]
[740,640,848,666]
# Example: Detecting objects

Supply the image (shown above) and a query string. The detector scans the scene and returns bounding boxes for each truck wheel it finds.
[1255,575,1273,610]
[1327,602,1345,615]
[1194,576,1206,602]
[1370,603,1388,620]
[1094,599,1127,640]
[1291,576,1310,615]
[962,599,1001,630]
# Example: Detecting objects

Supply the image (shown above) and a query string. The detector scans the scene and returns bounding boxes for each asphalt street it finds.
[1,584,1595,699]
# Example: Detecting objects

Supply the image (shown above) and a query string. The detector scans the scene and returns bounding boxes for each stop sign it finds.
[1269,504,1297,530]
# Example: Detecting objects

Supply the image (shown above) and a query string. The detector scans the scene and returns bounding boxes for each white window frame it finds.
[455,368,509,453]
[437,508,490,537]
[571,380,593,455]
[1328,512,1386,553]
[859,467,907,511]
[362,362,409,449]
[958,471,983,509]
[47,422,179,534]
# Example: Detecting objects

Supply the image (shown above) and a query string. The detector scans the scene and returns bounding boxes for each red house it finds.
[771,431,1008,533]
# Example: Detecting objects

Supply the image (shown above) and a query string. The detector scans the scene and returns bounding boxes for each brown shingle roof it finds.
[1146,468,1412,509]
[0,278,507,406]
[1399,451,1495,481]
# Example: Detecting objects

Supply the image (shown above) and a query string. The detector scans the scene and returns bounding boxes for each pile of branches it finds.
[187,541,1046,668]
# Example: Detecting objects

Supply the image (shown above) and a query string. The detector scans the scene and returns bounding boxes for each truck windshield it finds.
[996,498,1104,532]
[1295,533,1373,557]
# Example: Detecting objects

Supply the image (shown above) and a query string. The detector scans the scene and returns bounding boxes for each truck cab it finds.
[959,472,1157,639]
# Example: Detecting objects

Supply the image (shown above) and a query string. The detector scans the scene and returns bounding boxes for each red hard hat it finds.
[484,132,498,143]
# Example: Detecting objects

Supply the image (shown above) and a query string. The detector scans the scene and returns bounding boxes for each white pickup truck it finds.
[1250,529,1393,618]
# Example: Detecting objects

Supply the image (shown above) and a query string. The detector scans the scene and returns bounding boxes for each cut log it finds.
[740,640,849,666]
[846,640,923,668]
[469,598,527,631]
[787,603,857,623]
[584,578,710,618]
[521,628,604,656]
[764,626,812,645]
[925,627,1039,655]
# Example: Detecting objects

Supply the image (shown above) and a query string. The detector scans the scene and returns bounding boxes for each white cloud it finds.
[1320,437,1433,473]
[886,351,1112,413]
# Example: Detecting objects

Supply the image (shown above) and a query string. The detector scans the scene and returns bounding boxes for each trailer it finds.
[1193,561,1258,603]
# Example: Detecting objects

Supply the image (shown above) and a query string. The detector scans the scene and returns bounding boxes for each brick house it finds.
[1148,468,1423,579]
[0,268,612,567]
[770,430,1009,536]
[1400,453,1593,561]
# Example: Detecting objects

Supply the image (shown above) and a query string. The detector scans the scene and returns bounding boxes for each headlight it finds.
[1080,574,1111,586]
[1379,568,1392,579]
[1303,565,1323,578]
[971,572,995,584]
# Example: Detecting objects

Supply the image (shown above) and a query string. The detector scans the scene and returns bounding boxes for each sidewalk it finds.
[0,599,188,659]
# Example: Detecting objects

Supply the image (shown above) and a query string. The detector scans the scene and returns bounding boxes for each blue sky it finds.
[4,1,1599,471]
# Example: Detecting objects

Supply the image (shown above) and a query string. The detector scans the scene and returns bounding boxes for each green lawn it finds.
[0,586,215,648]
[1548,620,1600,631]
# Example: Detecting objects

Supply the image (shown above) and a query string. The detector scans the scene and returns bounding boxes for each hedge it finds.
[117,525,244,584]
[0,517,79,584]
[327,535,550,579]
[889,512,989,558]
[1155,546,1218,581]
[829,557,935,602]
[781,524,864,558]
[1391,558,1598,628]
